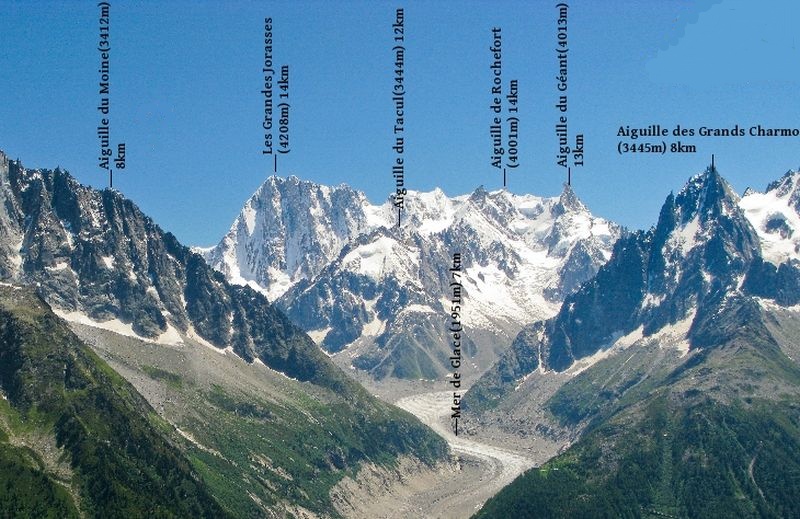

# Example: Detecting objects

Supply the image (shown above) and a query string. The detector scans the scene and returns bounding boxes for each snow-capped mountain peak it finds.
[469,164,800,404]
[201,175,374,300]
[741,168,800,266]
[765,168,800,205]
[551,183,586,217]
[204,175,621,379]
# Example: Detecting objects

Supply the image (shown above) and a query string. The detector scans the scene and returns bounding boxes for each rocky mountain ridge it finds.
[471,164,800,518]
[467,163,800,411]
[0,148,449,516]
[203,175,621,379]
[0,151,351,391]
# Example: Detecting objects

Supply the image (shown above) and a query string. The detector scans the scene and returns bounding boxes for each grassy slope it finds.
[0,286,229,518]
[477,395,800,518]
[184,384,445,516]
[476,307,800,518]
[77,319,448,517]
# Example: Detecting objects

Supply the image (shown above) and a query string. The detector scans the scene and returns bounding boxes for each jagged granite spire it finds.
[0,155,349,391]
[551,182,587,217]
[468,164,768,406]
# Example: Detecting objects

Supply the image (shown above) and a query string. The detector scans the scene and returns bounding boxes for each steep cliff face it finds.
[0,151,346,390]
[0,149,449,516]
[204,175,620,379]
[467,165,799,409]
[469,166,800,518]
[201,176,377,301]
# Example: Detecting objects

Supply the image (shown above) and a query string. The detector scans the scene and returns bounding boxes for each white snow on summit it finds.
[202,176,374,300]
[202,176,621,369]
[741,169,800,265]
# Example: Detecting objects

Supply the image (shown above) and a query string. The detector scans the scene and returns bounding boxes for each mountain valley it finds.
[0,150,448,517]
[2,145,800,517]
[467,165,800,517]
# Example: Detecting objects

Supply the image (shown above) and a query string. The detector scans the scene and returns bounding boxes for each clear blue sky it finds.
[1,0,798,246]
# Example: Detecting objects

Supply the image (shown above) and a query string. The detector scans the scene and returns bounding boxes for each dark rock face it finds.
[742,257,800,306]
[468,166,794,408]
[546,231,651,372]
[463,322,543,409]
[0,151,343,390]
[545,167,761,371]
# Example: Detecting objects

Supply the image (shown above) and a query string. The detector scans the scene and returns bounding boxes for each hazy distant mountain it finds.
[203,176,620,380]
[468,165,800,517]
